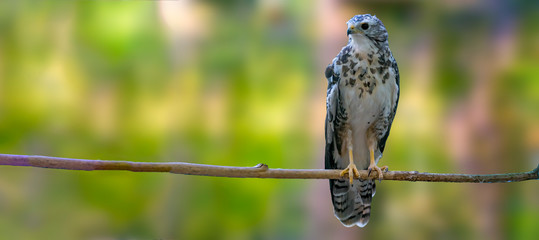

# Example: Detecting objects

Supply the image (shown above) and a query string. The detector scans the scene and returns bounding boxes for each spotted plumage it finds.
[325,14,400,227]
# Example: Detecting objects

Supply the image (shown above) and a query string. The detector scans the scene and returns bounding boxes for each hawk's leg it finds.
[367,139,387,180]
[340,129,360,184]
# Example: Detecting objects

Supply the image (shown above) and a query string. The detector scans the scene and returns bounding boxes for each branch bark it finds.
[0,154,537,183]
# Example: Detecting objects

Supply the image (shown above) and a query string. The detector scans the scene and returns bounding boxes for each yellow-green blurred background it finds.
[0,0,538,239]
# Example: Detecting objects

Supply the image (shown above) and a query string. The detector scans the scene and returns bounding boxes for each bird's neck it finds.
[350,35,389,58]
[350,36,377,55]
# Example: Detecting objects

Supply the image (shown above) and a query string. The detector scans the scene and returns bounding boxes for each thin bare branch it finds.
[0,154,537,183]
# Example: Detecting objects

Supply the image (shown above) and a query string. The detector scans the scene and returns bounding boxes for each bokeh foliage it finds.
[0,0,537,239]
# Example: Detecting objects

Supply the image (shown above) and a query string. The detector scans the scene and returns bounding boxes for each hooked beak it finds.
[347,25,358,35]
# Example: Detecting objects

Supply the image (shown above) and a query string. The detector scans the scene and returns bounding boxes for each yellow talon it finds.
[340,129,361,184]
[367,146,385,180]
[340,143,360,184]
[367,163,384,180]
[340,162,360,184]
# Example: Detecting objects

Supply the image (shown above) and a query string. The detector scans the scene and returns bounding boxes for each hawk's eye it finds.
[361,23,369,30]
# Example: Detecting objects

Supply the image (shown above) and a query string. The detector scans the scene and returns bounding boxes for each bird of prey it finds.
[324,14,399,227]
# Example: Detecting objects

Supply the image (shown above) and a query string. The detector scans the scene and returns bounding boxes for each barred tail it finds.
[329,178,376,227]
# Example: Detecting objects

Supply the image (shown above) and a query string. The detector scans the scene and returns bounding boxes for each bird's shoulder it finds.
[326,45,355,70]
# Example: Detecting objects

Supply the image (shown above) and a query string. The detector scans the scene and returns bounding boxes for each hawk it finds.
[324,14,399,227]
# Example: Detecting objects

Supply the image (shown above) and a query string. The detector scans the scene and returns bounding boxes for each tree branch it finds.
[0,154,537,183]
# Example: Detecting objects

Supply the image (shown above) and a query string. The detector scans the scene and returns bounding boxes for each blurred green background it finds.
[0,0,538,239]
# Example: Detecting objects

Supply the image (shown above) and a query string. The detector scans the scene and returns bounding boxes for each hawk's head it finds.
[347,14,388,44]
